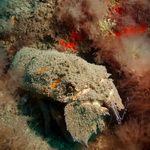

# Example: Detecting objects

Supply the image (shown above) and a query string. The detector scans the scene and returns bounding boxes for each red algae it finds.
[58,39,77,52]
[70,31,82,41]
[114,24,148,37]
